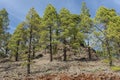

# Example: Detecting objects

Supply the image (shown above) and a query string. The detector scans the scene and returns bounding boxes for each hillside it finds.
[0,49,120,80]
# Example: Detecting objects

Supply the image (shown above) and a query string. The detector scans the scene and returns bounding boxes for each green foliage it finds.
[0,17,3,35]
[0,8,9,29]
[80,2,93,34]
[95,6,118,66]
[26,8,41,50]
[8,22,26,56]
[42,4,58,45]
[1,3,120,72]
[59,8,71,39]
[102,59,110,63]
[42,4,58,57]
[80,15,93,33]
[80,2,93,49]
[0,52,7,58]
[69,14,84,49]
[43,4,58,27]
[96,50,104,57]
[81,2,90,17]
[95,6,116,25]
[26,7,41,28]
[111,66,120,72]
[107,16,120,42]
[0,8,10,55]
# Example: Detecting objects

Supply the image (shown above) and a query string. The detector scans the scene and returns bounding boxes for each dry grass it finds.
[0,53,120,80]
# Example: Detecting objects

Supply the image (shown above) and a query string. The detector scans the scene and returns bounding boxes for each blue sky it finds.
[0,0,120,33]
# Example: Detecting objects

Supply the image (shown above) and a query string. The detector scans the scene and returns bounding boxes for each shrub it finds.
[102,59,109,63]
[111,66,120,72]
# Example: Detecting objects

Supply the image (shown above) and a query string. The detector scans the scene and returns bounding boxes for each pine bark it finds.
[106,39,112,66]
[15,40,20,61]
[88,39,91,60]
[49,26,53,62]
[63,39,67,61]
[27,25,32,74]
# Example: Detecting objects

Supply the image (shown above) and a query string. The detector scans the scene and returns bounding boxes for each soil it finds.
[0,52,120,80]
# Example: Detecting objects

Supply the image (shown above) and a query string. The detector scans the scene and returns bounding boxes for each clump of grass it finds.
[102,59,109,63]
[111,66,120,72]
[102,57,116,64]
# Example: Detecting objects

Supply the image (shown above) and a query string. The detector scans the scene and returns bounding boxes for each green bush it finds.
[0,52,8,58]
[111,66,120,72]
[102,59,109,63]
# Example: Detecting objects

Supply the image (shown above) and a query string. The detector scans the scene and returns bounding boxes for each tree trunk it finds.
[32,46,35,59]
[88,46,91,60]
[106,39,112,66]
[63,39,67,61]
[5,47,8,54]
[15,41,20,61]
[117,42,120,54]
[49,26,53,62]
[27,26,32,75]
[73,34,76,55]
[88,39,91,60]
[74,34,76,42]
[45,47,46,54]
[53,44,58,54]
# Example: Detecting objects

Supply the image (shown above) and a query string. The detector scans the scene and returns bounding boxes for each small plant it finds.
[102,57,116,64]
[111,66,120,72]
[102,59,109,63]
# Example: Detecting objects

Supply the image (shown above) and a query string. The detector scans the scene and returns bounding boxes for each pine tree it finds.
[107,15,120,59]
[25,7,41,74]
[95,6,117,66]
[69,14,84,55]
[43,4,58,61]
[80,2,93,60]
[0,17,3,35]
[0,8,9,56]
[59,8,71,61]
[81,2,90,17]
[0,17,3,46]
[8,22,26,61]
[3,32,11,55]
